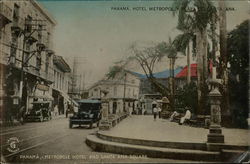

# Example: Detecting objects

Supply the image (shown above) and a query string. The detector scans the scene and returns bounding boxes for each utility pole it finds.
[123,72,127,112]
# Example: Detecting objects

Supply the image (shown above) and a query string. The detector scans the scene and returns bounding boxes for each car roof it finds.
[76,99,101,104]
[32,101,50,104]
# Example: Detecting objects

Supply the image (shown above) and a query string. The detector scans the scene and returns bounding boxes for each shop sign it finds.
[37,84,49,91]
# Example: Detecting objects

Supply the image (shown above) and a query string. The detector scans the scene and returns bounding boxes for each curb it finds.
[97,132,207,151]
[97,131,249,151]
[85,134,221,162]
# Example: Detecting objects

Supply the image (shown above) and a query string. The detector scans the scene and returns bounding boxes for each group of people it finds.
[152,105,162,121]
[170,107,192,125]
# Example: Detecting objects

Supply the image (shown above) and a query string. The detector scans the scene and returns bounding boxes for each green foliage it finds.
[175,82,198,114]
[228,20,249,128]
[173,32,195,53]
[172,0,217,32]
[106,65,123,79]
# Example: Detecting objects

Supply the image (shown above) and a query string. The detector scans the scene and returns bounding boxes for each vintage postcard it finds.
[0,0,249,163]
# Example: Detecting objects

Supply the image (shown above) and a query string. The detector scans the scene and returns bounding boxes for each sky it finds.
[38,0,249,88]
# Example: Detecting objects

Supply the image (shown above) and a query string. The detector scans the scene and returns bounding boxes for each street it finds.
[1,117,187,164]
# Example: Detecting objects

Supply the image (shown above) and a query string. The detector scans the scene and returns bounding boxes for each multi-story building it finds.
[0,0,56,123]
[88,70,140,114]
[52,55,71,115]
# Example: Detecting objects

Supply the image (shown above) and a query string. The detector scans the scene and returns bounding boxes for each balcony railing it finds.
[0,2,12,23]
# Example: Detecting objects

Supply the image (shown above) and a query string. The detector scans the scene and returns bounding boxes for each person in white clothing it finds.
[158,106,162,118]
[169,111,179,121]
[153,105,158,121]
[179,109,191,125]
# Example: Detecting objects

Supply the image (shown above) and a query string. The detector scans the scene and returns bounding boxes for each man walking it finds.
[153,105,157,121]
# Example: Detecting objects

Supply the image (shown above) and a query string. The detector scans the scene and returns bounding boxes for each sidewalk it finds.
[100,115,249,146]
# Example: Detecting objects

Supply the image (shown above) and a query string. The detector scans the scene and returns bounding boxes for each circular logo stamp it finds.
[7,137,20,153]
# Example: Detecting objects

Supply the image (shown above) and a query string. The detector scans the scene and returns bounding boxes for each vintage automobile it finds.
[25,101,52,122]
[69,99,102,128]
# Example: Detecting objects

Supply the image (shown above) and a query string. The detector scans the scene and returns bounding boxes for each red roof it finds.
[176,64,197,78]
[176,62,213,78]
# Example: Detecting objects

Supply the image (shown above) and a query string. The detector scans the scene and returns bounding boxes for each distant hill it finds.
[132,67,183,79]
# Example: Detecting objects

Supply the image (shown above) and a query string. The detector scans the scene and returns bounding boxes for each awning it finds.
[60,91,71,103]
[71,99,79,107]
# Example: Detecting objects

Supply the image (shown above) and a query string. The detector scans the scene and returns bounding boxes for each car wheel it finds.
[69,121,73,129]
[89,122,93,129]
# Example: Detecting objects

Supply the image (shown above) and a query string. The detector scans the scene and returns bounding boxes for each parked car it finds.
[25,101,52,122]
[69,99,102,128]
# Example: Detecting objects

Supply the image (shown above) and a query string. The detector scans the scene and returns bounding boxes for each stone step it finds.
[97,132,207,151]
[86,134,221,162]
[97,132,249,151]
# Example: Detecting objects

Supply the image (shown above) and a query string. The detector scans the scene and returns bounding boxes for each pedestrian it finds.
[158,106,162,119]
[129,106,133,117]
[153,105,157,121]
[179,107,191,125]
[169,111,179,122]
[54,105,59,117]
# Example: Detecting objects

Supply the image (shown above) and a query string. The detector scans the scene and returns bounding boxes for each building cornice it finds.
[30,0,57,25]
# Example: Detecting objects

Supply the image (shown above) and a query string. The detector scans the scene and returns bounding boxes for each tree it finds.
[107,41,178,111]
[173,0,217,115]
[227,20,249,128]
[175,82,198,114]
[218,0,230,125]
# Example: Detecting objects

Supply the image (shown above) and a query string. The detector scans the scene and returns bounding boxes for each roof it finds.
[76,99,101,104]
[176,62,213,78]
[176,64,198,78]
[132,67,182,79]
[32,0,57,25]
[32,101,50,104]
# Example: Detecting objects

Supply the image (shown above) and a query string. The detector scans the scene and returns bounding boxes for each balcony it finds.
[0,2,12,27]
[11,16,25,33]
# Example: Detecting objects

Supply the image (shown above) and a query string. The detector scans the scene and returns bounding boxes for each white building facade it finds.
[52,55,71,115]
[88,71,140,114]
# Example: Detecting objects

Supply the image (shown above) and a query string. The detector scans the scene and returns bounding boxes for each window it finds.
[24,43,31,67]
[36,52,41,70]
[114,86,117,96]
[26,15,32,33]
[45,55,49,74]
[13,4,19,19]
[38,24,42,42]
[47,32,50,47]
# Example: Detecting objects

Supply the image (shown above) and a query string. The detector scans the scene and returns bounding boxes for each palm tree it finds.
[218,0,230,125]
[173,32,195,84]
[173,0,217,115]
